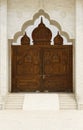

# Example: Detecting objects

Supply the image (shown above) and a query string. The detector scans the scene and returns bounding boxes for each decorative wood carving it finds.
[32,17,52,45]
[54,31,63,45]
[11,45,72,92]
[21,32,30,45]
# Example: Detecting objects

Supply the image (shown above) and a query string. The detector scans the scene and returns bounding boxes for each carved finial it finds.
[41,17,43,23]
[54,31,63,45]
[21,32,30,45]
[32,16,52,45]
[57,31,59,35]
[25,32,27,35]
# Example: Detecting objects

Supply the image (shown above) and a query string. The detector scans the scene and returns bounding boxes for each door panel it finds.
[43,48,69,75]
[42,47,72,92]
[12,46,41,92]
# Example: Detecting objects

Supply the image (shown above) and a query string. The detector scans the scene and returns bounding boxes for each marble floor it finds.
[0,110,83,130]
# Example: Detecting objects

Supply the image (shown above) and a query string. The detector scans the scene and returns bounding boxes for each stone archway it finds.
[9,9,74,44]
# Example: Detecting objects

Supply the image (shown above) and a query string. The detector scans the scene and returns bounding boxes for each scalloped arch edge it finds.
[9,9,75,44]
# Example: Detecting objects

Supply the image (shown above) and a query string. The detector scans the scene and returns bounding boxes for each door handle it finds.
[43,75,46,79]
[40,75,46,79]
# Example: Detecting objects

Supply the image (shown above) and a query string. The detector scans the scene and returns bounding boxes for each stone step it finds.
[59,93,77,110]
[5,94,24,110]
[4,93,77,110]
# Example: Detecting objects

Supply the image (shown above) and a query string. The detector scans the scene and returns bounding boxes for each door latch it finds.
[43,75,45,79]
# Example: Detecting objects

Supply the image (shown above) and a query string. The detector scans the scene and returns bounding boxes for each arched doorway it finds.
[11,12,73,92]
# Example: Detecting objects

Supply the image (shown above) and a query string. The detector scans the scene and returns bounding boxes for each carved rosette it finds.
[32,17,52,45]
[21,32,30,45]
[54,32,63,45]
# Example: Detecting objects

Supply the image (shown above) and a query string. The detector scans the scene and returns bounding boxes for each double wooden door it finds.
[11,45,72,92]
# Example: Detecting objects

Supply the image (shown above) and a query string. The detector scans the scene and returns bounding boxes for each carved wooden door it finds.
[12,45,72,92]
[12,46,42,92]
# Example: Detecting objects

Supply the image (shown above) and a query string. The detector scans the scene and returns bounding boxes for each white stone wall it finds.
[0,0,8,96]
[76,0,83,104]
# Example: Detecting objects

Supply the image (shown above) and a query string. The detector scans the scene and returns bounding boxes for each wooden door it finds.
[42,46,72,92]
[12,45,72,92]
[11,46,42,92]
